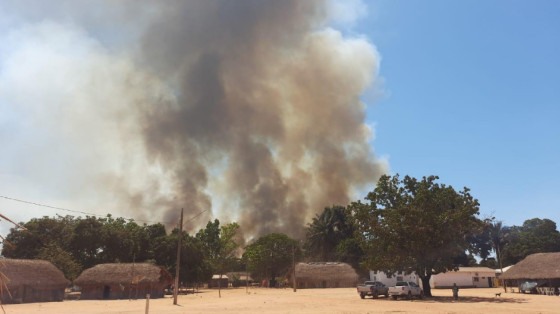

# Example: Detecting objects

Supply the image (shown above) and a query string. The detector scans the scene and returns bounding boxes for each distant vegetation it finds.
[2,174,559,291]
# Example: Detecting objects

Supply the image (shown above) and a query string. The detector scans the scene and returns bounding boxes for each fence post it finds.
[145,294,150,314]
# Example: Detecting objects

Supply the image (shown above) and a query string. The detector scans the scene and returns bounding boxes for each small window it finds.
[473,277,479,282]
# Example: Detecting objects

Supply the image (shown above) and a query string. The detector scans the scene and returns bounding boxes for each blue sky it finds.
[358,0,560,226]
[0,0,558,234]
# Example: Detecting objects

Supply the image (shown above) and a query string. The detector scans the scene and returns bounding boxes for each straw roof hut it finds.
[208,274,229,288]
[0,258,70,304]
[74,263,172,299]
[500,252,560,280]
[289,262,358,288]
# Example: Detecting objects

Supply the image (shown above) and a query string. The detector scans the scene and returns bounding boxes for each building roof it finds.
[227,272,253,281]
[212,274,229,280]
[74,263,172,286]
[292,262,358,282]
[0,258,70,289]
[495,265,513,274]
[455,267,496,273]
[500,252,560,280]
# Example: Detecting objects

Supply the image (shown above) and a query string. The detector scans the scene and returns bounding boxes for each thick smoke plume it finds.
[0,0,387,238]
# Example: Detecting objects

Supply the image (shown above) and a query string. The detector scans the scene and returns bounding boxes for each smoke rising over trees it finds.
[0,0,387,238]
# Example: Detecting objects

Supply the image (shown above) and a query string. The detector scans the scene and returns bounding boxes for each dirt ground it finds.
[3,287,559,314]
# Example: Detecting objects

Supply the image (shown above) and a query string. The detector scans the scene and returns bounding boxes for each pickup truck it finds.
[356,281,389,299]
[388,281,423,300]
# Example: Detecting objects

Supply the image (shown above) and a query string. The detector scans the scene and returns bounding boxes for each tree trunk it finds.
[420,275,432,297]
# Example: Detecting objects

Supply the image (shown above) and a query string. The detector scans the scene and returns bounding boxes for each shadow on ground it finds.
[369,295,528,304]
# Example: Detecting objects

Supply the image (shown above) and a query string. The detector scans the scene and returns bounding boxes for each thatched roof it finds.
[0,258,70,288]
[292,262,358,281]
[500,252,560,280]
[74,263,172,286]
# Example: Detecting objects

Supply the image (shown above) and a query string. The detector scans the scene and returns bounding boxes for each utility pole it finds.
[292,243,296,292]
[246,258,249,294]
[173,208,183,305]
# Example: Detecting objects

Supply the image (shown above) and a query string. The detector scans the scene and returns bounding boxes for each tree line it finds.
[2,174,559,297]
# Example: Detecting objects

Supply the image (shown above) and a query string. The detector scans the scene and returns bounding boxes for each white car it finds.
[388,281,423,300]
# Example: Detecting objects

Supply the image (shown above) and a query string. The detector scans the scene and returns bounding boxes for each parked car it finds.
[357,281,389,299]
[388,281,423,300]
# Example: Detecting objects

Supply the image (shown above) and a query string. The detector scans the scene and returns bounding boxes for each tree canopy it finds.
[244,233,300,282]
[500,218,560,265]
[351,174,484,297]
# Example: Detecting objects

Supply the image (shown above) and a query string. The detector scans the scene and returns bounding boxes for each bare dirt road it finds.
[3,287,558,313]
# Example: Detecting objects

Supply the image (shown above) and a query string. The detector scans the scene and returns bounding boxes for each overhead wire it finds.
[0,195,209,225]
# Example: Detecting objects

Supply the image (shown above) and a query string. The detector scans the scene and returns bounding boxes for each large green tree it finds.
[152,228,211,286]
[243,233,300,283]
[352,174,484,297]
[501,218,560,265]
[197,220,240,297]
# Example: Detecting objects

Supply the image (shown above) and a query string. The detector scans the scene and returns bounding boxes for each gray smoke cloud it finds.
[0,0,387,238]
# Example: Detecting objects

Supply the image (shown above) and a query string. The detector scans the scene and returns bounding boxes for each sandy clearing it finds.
[3,287,558,314]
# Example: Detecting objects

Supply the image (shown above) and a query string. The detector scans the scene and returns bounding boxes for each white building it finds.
[430,267,496,288]
[369,270,419,287]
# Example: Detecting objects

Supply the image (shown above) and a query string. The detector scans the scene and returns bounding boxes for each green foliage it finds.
[214,222,241,274]
[501,218,560,265]
[352,174,484,297]
[1,215,213,284]
[304,205,357,261]
[243,233,300,281]
[195,220,240,297]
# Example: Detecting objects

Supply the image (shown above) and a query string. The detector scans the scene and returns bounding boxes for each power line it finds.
[0,195,208,225]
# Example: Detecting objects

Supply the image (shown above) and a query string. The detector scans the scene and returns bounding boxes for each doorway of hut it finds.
[103,286,110,299]
[322,281,326,288]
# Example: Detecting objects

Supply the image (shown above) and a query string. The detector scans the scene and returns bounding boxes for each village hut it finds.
[208,274,229,288]
[227,272,253,287]
[289,262,358,289]
[0,258,70,304]
[74,263,172,299]
[500,252,560,291]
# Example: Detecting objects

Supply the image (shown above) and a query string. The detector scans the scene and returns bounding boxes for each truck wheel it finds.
[392,295,397,300]
[372,290,379,299]
[407,291,412,300]
[360,293,365,299]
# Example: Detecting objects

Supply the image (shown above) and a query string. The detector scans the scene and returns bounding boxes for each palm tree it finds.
[305,206,349,261]
[488,220,510,292]
[489,221,506,271]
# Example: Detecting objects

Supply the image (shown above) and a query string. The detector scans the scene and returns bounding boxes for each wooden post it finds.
[145,294,150,314]
[292,243,296,292]
[246,259,249,294]
[173,208,184,305]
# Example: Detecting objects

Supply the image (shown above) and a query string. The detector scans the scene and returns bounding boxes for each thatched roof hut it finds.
[289,262,358,288]
[501,252,560,280]
[0,258,70,303]
[74,263,172,299]
[208,274,229,288]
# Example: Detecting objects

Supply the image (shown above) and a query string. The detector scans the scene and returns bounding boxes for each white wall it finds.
[369,271,419,287]
[430,271,495,288]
